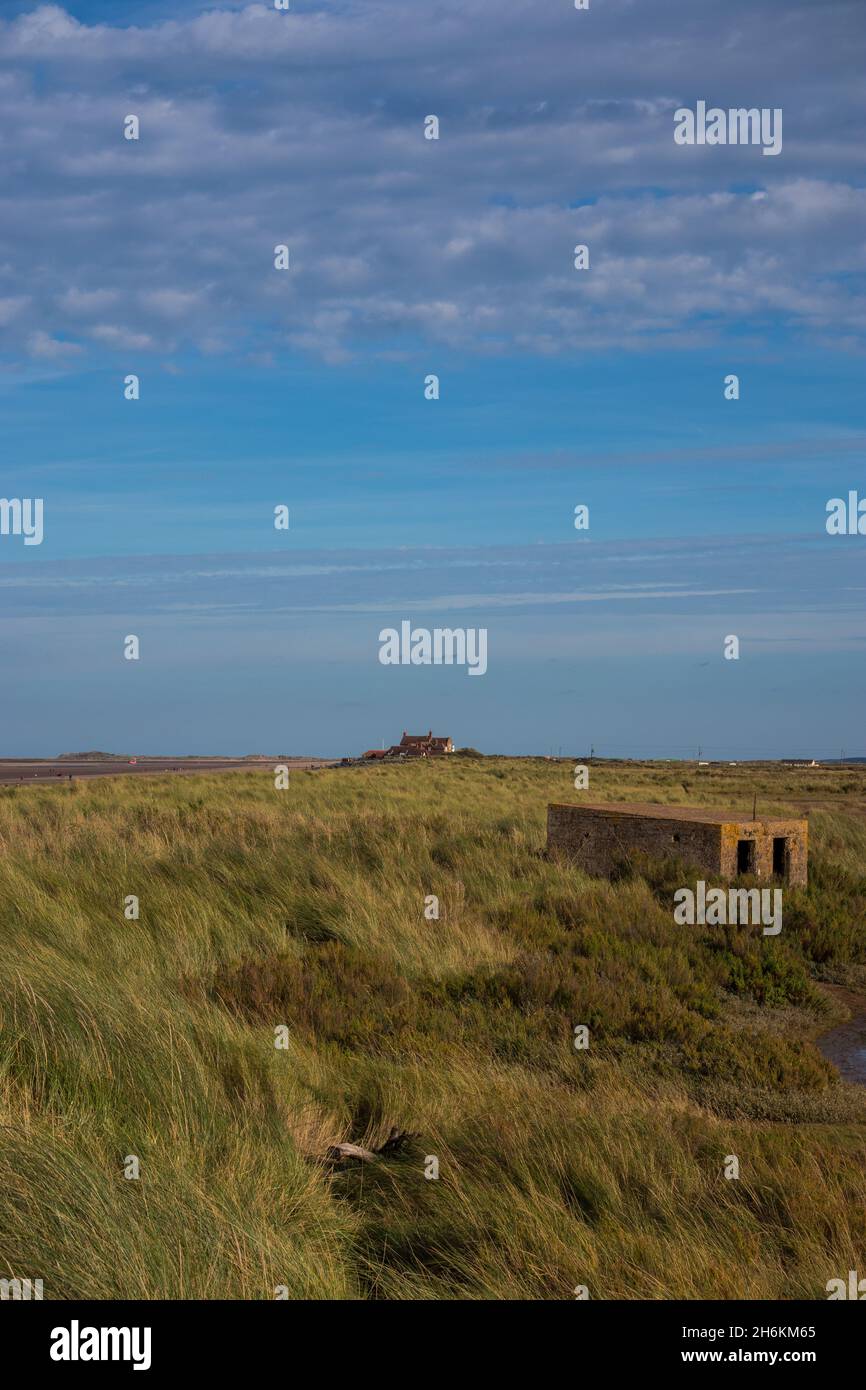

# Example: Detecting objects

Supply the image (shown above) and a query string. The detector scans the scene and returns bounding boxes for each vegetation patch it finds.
[1,758,865,1298]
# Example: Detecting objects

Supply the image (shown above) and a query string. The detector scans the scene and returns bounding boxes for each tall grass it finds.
[1,758,865,1299]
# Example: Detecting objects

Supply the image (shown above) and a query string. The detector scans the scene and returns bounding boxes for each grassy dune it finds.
[1,758,865,1300]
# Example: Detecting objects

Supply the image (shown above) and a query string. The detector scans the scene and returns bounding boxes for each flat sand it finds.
[0,757,334,785]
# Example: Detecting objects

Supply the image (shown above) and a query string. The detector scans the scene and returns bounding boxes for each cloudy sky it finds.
[1,0,864,756]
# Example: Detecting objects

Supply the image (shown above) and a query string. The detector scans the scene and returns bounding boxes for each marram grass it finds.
[1,758,865,1299]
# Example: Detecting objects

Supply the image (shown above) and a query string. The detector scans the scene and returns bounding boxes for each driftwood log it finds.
[326,1141,380,1164]
[325,1126,419,1166]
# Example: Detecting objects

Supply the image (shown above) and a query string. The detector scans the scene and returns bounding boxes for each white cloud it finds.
[27,329,84,358]
[140,288,203,318]
[89,324,155,350]
[0,296,28,325]
[59,287,118,315]
[0,2,862,363]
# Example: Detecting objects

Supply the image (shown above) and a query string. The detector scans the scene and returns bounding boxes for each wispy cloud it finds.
[1,535,862,631]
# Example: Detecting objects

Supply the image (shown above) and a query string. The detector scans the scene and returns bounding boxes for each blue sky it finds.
[1,1,864,757]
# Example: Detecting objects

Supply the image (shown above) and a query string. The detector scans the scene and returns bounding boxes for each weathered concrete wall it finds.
[718,820,808,887]
[547,804,722,875]
[547,805,808,886]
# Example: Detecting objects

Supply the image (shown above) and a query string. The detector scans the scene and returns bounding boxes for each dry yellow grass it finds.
[1,757,865,1299]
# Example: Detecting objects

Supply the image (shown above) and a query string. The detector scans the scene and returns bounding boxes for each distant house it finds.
[383,730,454,758]
[362,749,388,759]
